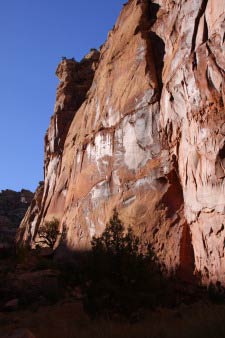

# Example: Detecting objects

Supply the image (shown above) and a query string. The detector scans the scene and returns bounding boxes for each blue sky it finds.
[0,0,125,192]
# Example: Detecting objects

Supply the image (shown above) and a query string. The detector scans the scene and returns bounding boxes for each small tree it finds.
[91,209,143,261]
[83,209,166,317]
[91,209,125,255]
[37,218,61,249]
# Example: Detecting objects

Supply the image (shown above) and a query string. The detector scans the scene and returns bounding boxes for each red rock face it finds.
[19,0,225,285]
[158,0,225,284]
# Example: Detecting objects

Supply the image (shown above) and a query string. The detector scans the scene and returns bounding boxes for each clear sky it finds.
[0,0,125,192]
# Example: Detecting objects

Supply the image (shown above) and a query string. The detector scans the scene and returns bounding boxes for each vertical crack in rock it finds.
[191,0,208,52]
[161,170,183,219]
[216,142,225,179]
[139,0,165,96]
[179,222,196,282]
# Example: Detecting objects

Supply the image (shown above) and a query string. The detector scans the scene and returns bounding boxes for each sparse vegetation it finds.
[85,211,159,317]
[57,210,211,319]
[64,209,170,318]
[1,209,225,337]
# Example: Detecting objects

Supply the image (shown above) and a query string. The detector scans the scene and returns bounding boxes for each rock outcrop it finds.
[19,0,225,285]
[0,189,33,247]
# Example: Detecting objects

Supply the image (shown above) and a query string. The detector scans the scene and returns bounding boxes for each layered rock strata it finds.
[19,0,225,284]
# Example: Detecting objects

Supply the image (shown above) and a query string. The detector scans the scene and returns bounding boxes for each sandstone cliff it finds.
[19,0,225,285]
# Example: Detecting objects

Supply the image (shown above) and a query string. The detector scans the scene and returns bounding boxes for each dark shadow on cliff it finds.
[160,168,196,282]
[52,211,206,320]
[148,31,165,91]
[137,0,165,95]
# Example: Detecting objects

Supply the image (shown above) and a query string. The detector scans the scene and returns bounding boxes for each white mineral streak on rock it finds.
[205,0,225,36]
[112,170,121,194]
[136,43,146,61]
[91,180,110,201]
[123,102,160,170]
[45,156,59,193]
[30,218,38,238]
[94,99,101,126]
[102,105,121,128]
[88,220,96,238]
[123,120,147,170]
[86,133,113,174]
[123,195,136,206]
[133,176,154,190]
[87,133,113,162]
[135,89,154,109]
[207,65,223,92]
[62,189,67,197]
[76,151,82,165]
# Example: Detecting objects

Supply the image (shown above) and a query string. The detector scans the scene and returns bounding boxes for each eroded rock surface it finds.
[19,0,225,284]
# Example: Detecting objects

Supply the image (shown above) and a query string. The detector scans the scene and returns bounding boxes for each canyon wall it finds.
[18,0,225,284]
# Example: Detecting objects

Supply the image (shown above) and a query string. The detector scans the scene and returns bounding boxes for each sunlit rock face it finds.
[19,0,225,285]
[157,0,225,284]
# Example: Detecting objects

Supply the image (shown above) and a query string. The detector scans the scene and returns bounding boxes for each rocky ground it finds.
[1,292,225,338]
[1,249,225,338]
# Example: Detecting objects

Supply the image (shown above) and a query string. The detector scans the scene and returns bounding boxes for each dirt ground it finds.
[1,299,225,338]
